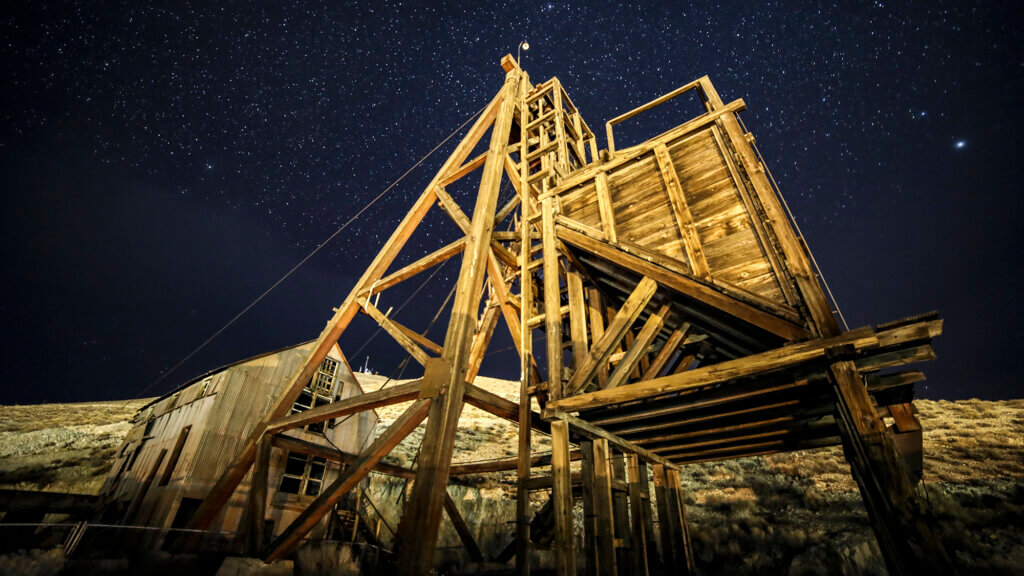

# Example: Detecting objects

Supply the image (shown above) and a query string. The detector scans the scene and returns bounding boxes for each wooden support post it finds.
[245,437,271,557]
[395,66,522,575]
[542,197,564,394]
[443,490,484,563]
[362,300,432,366]
[551,419,578,576]
[626,454,650,576]
[666,468,695,575]
[653,143,710,280]
[594,172,618,244]
[565,277,658,395]
[651,465,675,571]
[641,325,688,381]
[829,359,954,575]
[587,287,609,387]
[591,438,617,576]
[610,451,632,576]
[567,269,590,370]
[581,441,598,576]
[637,461,661,576]
[265,398,431,562]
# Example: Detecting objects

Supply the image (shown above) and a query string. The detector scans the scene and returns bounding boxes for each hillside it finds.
[0,380,1021,574]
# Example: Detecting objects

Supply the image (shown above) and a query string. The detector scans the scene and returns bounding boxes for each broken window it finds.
[198,377,213,397]
[278,452,326,497]
[288,357,340,433]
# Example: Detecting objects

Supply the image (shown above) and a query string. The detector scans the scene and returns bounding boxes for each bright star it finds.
[955,140,966,149]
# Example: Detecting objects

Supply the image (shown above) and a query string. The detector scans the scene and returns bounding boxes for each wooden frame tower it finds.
[184,55,952,575]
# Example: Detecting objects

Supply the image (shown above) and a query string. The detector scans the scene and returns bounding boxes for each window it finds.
[289,357,340,433]
[278,452,326,497]
[198,377,213,397]
[159,426,191,486]
[126,448,141,471]
[166,392,180,411]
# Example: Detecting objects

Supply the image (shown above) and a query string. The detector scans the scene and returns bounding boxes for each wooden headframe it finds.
[185,56,953,576]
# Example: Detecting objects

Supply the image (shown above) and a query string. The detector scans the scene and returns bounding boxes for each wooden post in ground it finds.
[245,437,271,557]
[591,439,617,576]
[581,440,598,576]
[651,464,675,571]
[610,451,632,575]
[666,468,695,575]
[829,359,953,575]
[626,454,651,576]
[394,64,522,575]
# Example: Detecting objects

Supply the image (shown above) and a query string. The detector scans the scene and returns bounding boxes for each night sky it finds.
[2,2,1021,405]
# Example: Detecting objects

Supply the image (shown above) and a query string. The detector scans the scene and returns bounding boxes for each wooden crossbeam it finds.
[440,151,488,187]
[269,434,415,479]
[549,319,941,413]
[604,304,670,390]
[464,383,550,435]
[361,301,432,366]
[565,277,658,396]
[359,238,466,297]
[543,408,679,471]
[641,324,689,381]
[594,172,618,243]
[443,490,484,562]
[555,223,809,340]
[265,398,431,562]
[267,380,422,433]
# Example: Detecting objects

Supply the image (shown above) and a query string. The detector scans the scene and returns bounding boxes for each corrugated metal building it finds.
[99,341,378,551]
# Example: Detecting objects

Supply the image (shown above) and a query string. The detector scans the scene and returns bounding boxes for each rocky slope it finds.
[1,381,1021,574]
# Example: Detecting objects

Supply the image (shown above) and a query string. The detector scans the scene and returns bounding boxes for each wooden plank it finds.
[587,287,610,387]
[396,67,522,575]
[555,224,809,340]
[449,450,580,476]
[362,300,432,366]
[651,465,675,570]
[592,439,618,576]
[654,143,711,279]
[464,383,551,436]
[605,304,670,390]
[549,324,892,413]
[359,238,466,297]
[394,321,444,356]
[266,380,422,433]
[666,469,695,574]
[443,490,484,562]
[516,72,535,576]
[641,325,688,381]
[434,186,473,233]
[610,450,632,575]
[565,277,658,395]
[567,269,590,370]
[544,408,678,471]
[269,434,415,479]
[265,398,431,562]
[888,403,921,433]
[440,151,488,187]
[551,419,578,576]
[595,172,618,243]
[542,197,565,398]
[581,441,598,576]
[245,438,271,557]
[626,454,650,576]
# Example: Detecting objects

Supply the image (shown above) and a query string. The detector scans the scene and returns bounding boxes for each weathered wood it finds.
[464,382,550,435]
[565,277,658,395]
[551,419,578,576]
[610,450,632,575]
[594,172,618,243]
[266,380,422,433]
[567,269,590,370]
[359,237,467,297]
[517,78,536,573]
[550,320,941,413]
[587,287,610,387]
[666,468,695,574]
[544,408,679,471]
[581,441,598,576]
[654,143,711,280]
[604,304,670,390]
[591,439,618,576]
[444,490,485,562]
[393,321,444,356]
[626,454,650,576]
[542,197,565,398]
[396,67,522,575]
[245,438,271,557]
[362,300,432,366]
[651,464,674,570]
[269,434,415,479]
[555,224,809,340]
[642,325,688,381]
[265,398,431,562]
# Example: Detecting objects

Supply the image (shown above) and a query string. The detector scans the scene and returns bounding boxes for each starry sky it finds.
[1,1,1021,404]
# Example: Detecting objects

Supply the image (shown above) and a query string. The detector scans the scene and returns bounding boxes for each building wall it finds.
[101,342,378,551]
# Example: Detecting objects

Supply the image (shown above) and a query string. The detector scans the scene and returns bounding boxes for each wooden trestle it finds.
[185,55,953,575]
